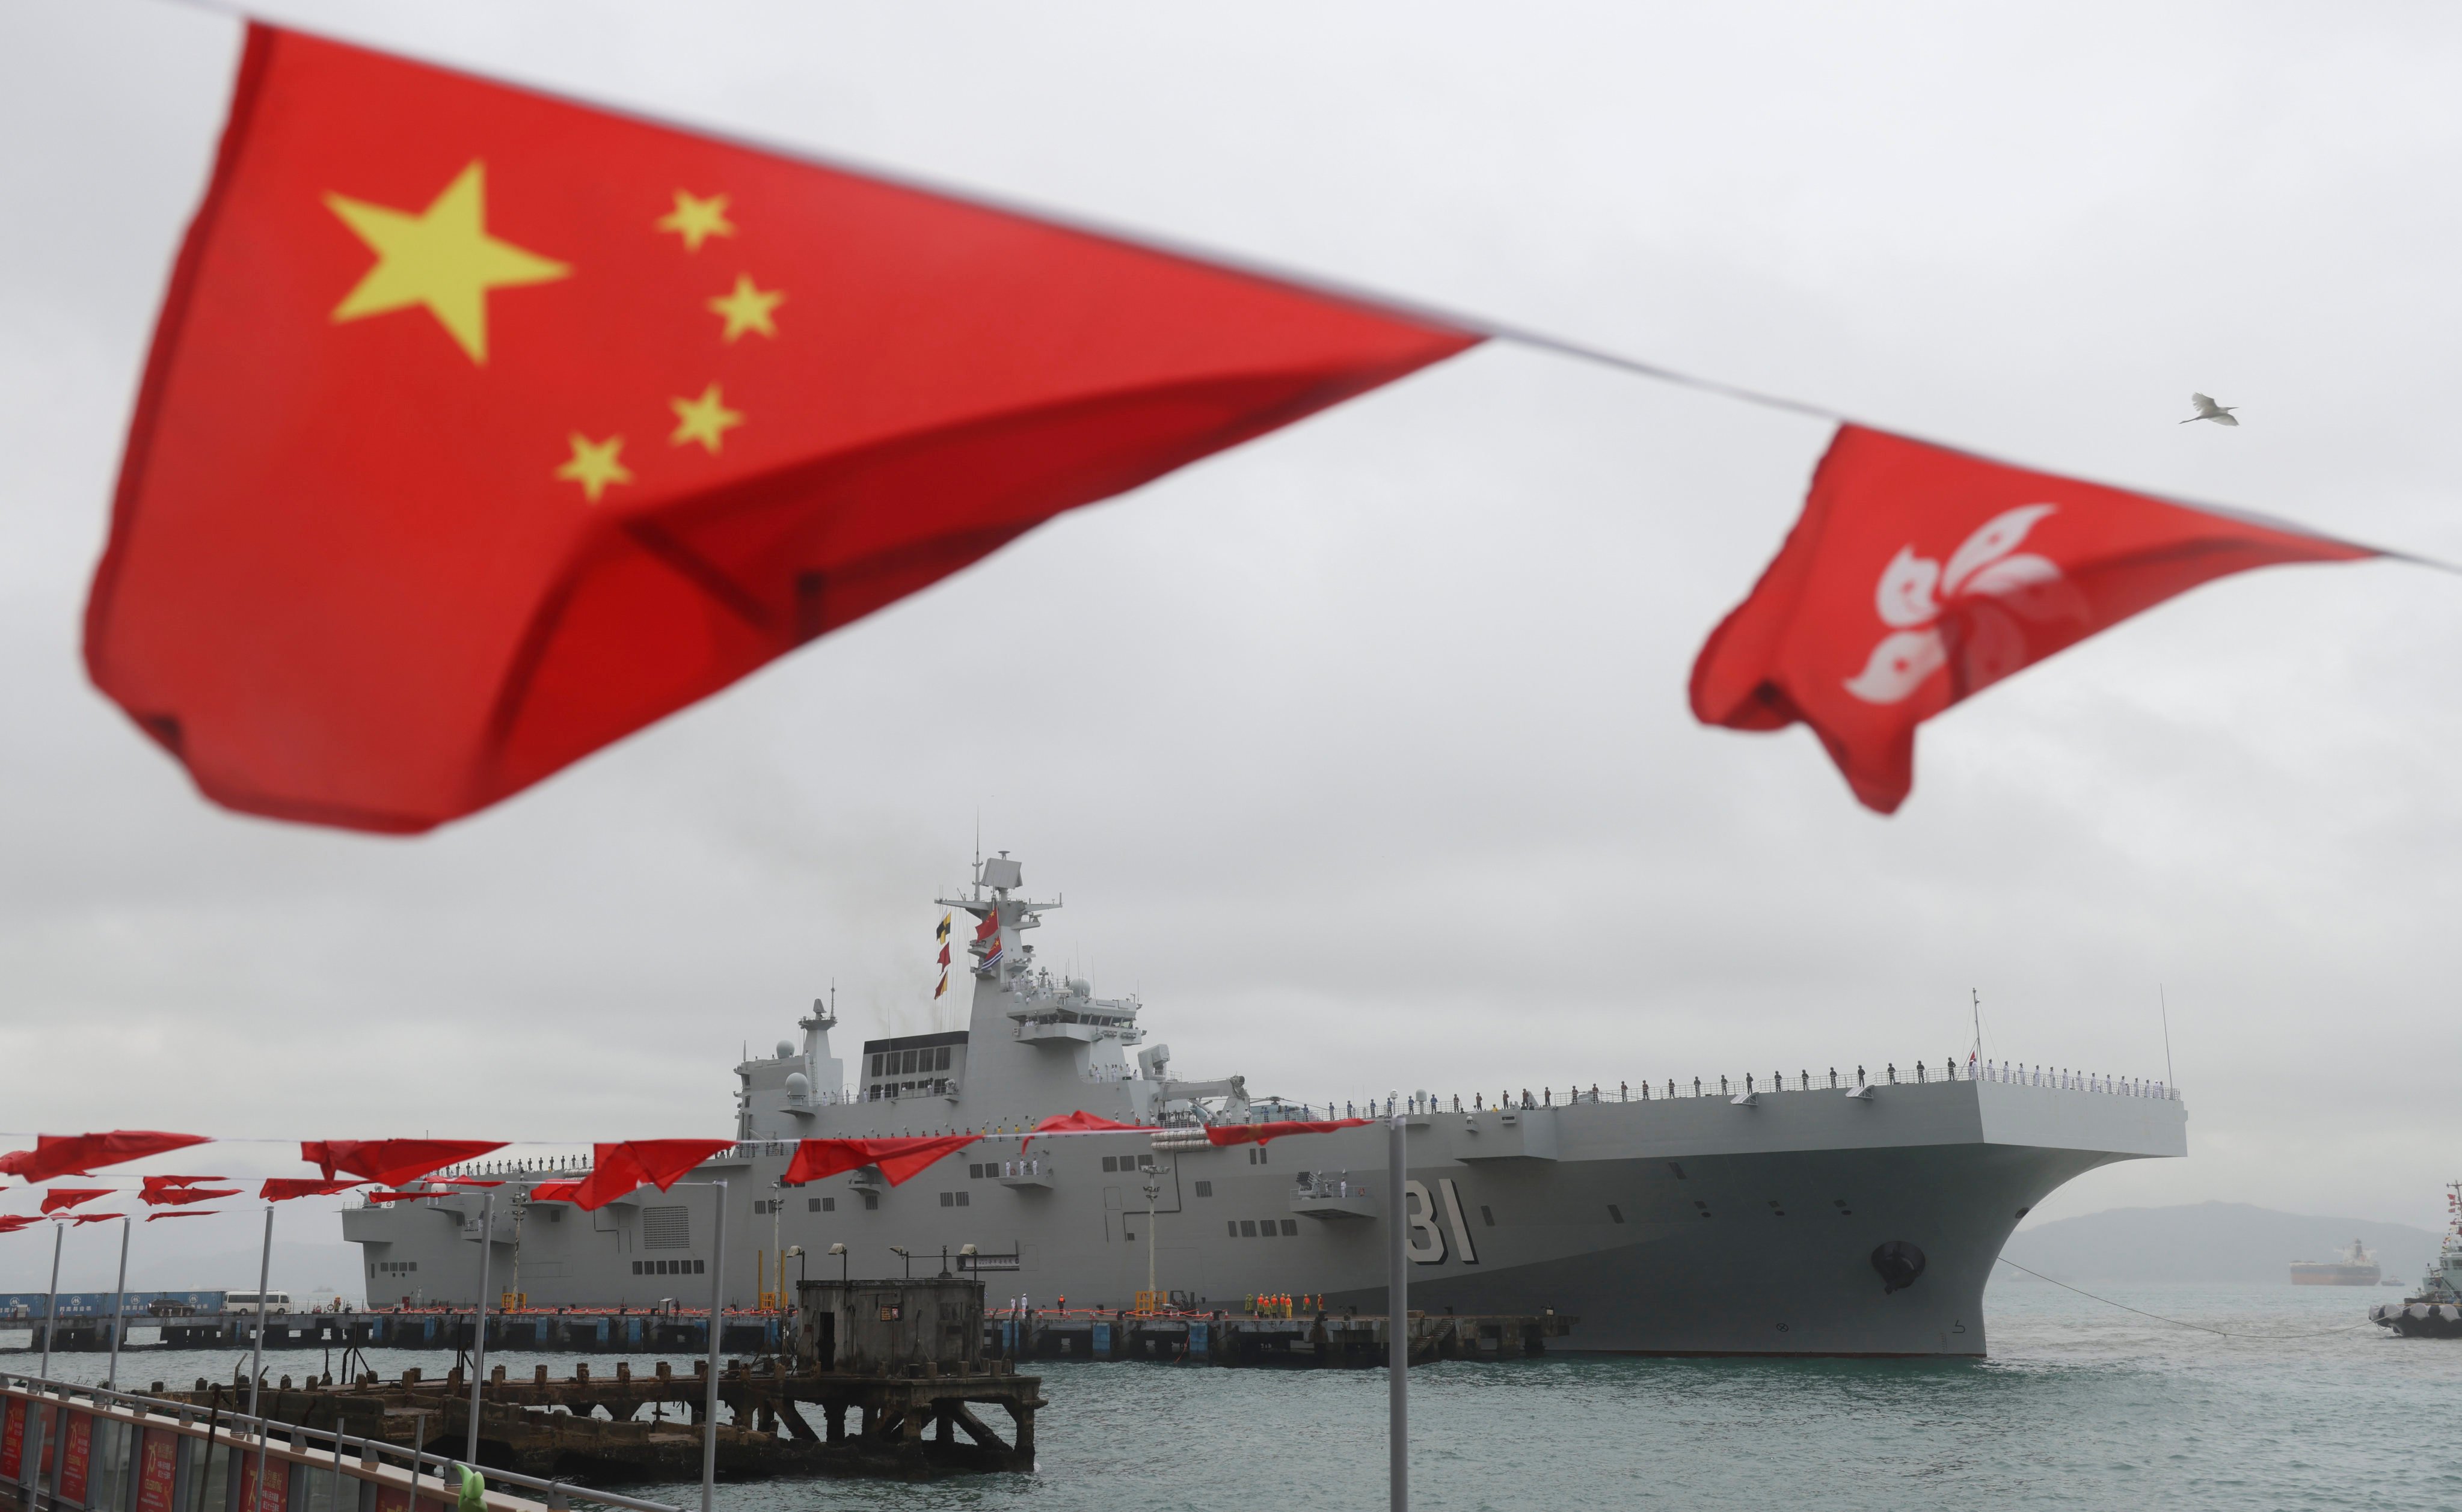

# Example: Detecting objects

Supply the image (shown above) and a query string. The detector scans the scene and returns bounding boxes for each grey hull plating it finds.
[343,857,2185,1357]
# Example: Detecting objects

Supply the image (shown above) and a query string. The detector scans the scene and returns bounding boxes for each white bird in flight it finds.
[2181,393,2239,426]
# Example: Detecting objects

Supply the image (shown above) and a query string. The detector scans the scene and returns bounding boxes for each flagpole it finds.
[1387,1105,1408,1512]
[700,1179,729,1512]
[248,1204,274,1512]
[38,1220,62,1381]
[467,1191,495,1466]
[105,1216,133,1392]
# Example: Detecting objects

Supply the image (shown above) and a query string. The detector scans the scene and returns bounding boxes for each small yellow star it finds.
[324,161,569,365]
[554,433,633,503]
[707,274,783,342]
[668,383,745,454]
[655,191,734,253]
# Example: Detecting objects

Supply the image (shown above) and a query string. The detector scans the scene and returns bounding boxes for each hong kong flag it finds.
[89,25,1477,833]
[1690,426,2378,814]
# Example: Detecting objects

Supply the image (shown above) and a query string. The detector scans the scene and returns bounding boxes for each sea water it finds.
[16,1279,2460,1512]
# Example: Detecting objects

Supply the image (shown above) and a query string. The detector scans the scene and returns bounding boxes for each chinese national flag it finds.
[90,25,1478,833]
[1690,426,2377,814]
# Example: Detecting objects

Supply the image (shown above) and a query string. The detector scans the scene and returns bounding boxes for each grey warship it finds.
[346,852,2187,1356]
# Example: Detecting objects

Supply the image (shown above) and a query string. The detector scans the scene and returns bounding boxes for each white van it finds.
[223,1291,292,1312]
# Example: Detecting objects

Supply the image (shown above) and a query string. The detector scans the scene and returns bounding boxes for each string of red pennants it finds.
[0,1115,1371,1226]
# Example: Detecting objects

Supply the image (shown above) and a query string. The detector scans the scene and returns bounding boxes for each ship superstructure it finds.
[345,852,2187,1356]
[2371,1182,2462,1338]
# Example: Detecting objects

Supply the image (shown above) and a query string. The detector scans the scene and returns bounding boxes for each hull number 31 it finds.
[1402,1178,1480,1266]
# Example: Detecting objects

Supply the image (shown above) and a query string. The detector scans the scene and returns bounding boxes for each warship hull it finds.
[342,853,2186,1357]
[345,1079,2179,1357]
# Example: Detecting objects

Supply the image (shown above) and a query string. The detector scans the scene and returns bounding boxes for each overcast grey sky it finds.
[5,0,2461,1291]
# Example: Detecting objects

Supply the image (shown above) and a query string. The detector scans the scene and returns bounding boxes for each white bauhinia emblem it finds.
[1843,504,2089,705]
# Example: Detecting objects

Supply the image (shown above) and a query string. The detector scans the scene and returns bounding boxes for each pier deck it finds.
[152,1357,1040,1481]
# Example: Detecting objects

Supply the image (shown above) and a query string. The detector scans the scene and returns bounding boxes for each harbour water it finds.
[14,1278,2458,1511]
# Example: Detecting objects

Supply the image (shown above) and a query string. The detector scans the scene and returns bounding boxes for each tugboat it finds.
[2369,1183,2462,1339]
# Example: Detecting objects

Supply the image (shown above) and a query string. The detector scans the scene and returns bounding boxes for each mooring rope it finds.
[1995,1257,2381,1339]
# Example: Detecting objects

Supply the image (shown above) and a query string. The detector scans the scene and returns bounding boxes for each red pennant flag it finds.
[302,1139,505,1187]
[259,1179,366,1202]
[571,1139,734,1211]
[936,944,951,969]
[361,1192,433,1204]
[0,1214,43,1233]
[139,1176,225,1193]
[140,1187,240,1207]
[64,1213,131,1226]
[933,973,948,1000]
[87,24,1477,834]
[146,1211,217,1222]
[38,1189,113,1214]
[1690,426,2380,813]
[784,1134,979,1188]
[1019,1110,1154,1154]
[12,1132,209,1185]
[1204,1118,1372,1148]
[526,1180,583,1203]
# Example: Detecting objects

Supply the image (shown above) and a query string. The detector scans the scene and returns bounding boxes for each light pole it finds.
[105,1214,132,1391]
[37,1219,62,1380]
[889,1246,911,1279]
[1142,1172,1161,1308]
[698,1179,728,1512]
[785,1245,808,1284]
[829,1242,847,1286]
[249,1204,276,1512]
[466,1191,496,1466]
[1387,1104,1408,1512]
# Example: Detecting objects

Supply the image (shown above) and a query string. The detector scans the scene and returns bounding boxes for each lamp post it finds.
[105,1214,132,1391]
[785,1245,808,1284]
[466,1192,496,1466]
[1387,1102,1408,1512]
[889,1246,912,1279]
[698,1179,728,1512]
[828,1243,847,1286]
[1142,1173,1161,1308]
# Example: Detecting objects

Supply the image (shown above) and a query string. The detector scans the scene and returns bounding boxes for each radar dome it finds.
[775,1040,796,1059]
[785,1071,811,1101]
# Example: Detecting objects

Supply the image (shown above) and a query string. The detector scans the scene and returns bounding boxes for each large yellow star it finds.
[324,162,570,366]
[655,191,735,252]
[707,274,783,342]
[554,433,633,503]
[668,383,745,454]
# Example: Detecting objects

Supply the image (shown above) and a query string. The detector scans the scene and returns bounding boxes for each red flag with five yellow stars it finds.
[88,24,1478,833]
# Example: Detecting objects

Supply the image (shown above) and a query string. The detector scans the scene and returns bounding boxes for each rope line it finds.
[1995,1257,2381,1339]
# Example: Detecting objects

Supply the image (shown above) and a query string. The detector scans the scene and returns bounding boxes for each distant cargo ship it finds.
[2289,1240,2380,1286]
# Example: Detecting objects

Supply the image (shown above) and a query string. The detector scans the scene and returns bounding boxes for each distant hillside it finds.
[2002,1202,2440,1285]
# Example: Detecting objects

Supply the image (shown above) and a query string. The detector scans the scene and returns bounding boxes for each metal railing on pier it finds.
[0,1371,683,1512]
